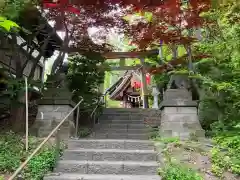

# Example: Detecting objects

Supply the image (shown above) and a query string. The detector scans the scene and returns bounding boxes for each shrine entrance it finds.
[102,49,158,109]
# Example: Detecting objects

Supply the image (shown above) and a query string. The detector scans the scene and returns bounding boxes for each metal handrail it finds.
[90,96,104,118]
[8,98,84,180]
[90,91,109,124]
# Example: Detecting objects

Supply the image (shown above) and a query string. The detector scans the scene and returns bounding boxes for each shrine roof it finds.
[108,71,142,101]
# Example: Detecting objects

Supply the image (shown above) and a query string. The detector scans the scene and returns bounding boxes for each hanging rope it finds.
[127,95,141,103]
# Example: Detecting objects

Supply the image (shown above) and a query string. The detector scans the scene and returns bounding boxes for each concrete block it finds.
[162,107,197,114]
[33,104,74,138]
[163,89,192,100]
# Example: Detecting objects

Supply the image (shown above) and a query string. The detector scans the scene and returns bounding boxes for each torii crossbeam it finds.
[101,49,158,108]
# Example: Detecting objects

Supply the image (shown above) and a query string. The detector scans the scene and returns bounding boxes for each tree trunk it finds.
[28,54,42,79]
[9,92,26,132]
[11,34,23,78]
[51,26,75,75]
[7,34,25,132]
[51,51,65,74]
[9,105,26,132]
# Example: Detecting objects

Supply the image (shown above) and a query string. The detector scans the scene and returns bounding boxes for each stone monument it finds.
[159,74,205,140]
[30,63,76,139]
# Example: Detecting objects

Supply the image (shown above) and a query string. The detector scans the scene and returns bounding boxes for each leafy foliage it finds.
[68,52,105,109]
[0,16,20,32]
[126,0,210,50]
[0,131,63,179]
[211,133,240,176]
[24,146,60,180]
[154,135,203,180]
[159,163,203,180]
[0,0,33,20]
[188,1,240,177]
[194,1,240,132]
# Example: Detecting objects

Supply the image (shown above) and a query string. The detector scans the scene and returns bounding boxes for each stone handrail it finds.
[8,98,84,180]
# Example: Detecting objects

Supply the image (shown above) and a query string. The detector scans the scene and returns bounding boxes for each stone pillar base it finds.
[160,106,205,140]
[30,104,75,140]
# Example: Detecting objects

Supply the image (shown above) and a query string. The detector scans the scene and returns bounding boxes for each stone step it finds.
[62,149,157,161]
[103,108,160,112]
[67,139,155,150]
[97,124,146,129]
[95,128,149,134]
[103,108,144,112]
[44,173,161,180]
[55,160,159,175]
[91,133,149,140]
[102,109,160,115]
[99,115,145,120]
[100,120,145,124]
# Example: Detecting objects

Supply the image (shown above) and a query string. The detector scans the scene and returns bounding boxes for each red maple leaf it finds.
[42,0,80,14]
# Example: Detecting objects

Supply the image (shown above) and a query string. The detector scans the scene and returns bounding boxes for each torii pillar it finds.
[140,58,149,108]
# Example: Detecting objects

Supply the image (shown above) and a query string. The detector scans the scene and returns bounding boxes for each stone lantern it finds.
[151,85,160,109]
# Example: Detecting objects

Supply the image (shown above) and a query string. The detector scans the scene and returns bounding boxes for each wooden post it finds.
[25,77,28,152]
[187,30,194,71]
[140,58,149,108]
[159,40,163,64]
[75,106,80,137]
[55,129,60,164]
[167,44,178,89]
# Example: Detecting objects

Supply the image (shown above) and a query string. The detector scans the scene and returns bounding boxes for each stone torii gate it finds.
[102,49,158,108]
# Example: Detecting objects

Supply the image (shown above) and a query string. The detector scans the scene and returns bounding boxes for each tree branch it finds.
[28,30,56,79]
[51,24,76,74]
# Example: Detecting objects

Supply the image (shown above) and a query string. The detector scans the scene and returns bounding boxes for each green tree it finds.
[194,0,240,132]
[0,0,43,132]
[67,52,105,125]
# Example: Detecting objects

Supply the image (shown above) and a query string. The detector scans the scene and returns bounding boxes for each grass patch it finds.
[211,132,240,177]
[153,136,180,144]
[0,131,64,180]
[158,163,203,180]
[154,136,204,180]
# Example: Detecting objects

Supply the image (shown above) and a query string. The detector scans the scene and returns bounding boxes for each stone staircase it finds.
[44,108,161,180]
